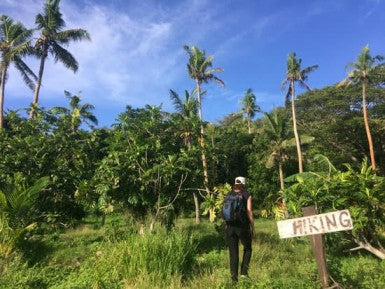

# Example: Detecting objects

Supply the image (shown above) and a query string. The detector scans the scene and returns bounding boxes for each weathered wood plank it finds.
[277,209,353,239]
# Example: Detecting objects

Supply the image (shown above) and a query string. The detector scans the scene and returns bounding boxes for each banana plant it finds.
[201,183,231,222]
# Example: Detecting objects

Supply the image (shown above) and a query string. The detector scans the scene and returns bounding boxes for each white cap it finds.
[234,176,246,185]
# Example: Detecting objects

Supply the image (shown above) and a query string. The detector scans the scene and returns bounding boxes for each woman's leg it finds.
[226,225,239,282]
[240,227,252,276]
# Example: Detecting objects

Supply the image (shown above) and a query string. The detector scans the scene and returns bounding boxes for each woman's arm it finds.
[247,196,254,225]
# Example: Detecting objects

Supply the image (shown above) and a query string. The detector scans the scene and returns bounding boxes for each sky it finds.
[1,0,385,127]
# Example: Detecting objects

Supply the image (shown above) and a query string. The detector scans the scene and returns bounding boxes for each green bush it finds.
[330,256,385,289]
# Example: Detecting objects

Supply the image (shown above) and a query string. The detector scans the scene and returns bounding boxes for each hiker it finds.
[223,176,255,283]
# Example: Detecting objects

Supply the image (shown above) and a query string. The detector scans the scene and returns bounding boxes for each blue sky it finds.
[1,0,385,127]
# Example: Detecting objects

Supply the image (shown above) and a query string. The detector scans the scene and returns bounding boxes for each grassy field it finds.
[0,214,384,289]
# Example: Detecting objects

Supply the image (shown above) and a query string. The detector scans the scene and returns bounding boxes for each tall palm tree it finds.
[51,90,98,131]
[0,15,36,128]
[281,52,318,173]
[184,45,224,199]
[29,0,91,119]
[339,45,383,171]
[240,88,260,133]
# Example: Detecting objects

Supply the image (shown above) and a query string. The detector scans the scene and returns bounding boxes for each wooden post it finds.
[302,206,329,289]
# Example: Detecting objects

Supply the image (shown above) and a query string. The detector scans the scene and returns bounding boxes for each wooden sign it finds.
[277,209,353,239]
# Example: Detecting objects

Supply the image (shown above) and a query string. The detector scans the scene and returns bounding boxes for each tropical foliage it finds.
[0,0,385,286]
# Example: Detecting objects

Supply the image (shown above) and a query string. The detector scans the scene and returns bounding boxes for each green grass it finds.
[0,214,384,289]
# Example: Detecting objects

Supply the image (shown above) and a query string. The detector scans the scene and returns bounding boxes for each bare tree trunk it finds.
[291,80,303,173]
[193,192,200,224]
[187,138,200,224]
[278,154,288,218]
[0,67,7,129]
[278,157,285,191]
[247,114,251,133]
[195,82,210,191]
[362,81,376,171]
[30,49,47,119]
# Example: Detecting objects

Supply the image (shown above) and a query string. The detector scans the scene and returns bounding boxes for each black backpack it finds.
[222,192,248,223]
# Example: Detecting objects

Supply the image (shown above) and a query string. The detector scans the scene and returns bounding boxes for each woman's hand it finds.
[250,223,256,240]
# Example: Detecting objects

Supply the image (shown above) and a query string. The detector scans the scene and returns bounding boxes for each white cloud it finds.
[1,0,283,124]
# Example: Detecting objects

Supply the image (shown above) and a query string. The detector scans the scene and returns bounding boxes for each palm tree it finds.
[29,0,91,119]
[281,52,318,173]
[51,90,98,131]
[169,89,199,150]
[184,45,224,200]
[264,109,292,191]
[339,45,383,171]
[264,109,314,218]
[0,15,36,128]
[169,89,201,223]
[240,88,260,133]
[264,109,314,190]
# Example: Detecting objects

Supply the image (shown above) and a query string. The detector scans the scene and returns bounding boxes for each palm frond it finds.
[56,29,91,44]
[284,86,291,106]
[313,154,337,174]
[51,42,78,72]
[213,75,225,87]
[50,106,69,115]
[169,89,183,112]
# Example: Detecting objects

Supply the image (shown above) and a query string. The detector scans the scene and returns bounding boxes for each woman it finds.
[225,176,255,283]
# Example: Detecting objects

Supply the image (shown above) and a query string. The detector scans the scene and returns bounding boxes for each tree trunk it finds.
[291,80,303,173]
[0,66,7,129]
[196,80,213,221]
[100,212,106,227]
[247,113,251,133]
[362,81,376,171]
[195,81,210,195]
[29,48,47,119]
[278,154,288,218]
[186,138,200,223]
[193,192,200,224]
[278,155,285,191]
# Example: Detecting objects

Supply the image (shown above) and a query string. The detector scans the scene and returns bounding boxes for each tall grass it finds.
[0,216,384,288]
[120,227,197,286]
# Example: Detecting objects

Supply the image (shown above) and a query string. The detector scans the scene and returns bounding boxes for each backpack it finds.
[222,192,248,223]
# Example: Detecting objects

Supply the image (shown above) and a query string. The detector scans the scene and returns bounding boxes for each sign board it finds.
[277,209,353,239]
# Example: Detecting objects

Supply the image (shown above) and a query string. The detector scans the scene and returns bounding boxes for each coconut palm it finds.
[264,109,314,190]
[169,89,199,150]
[281,52,318,173]
[264,109,292,191]
[0,15,36,128]
[264,109,314,218]
[29,0,91,119]
[169,89,201,223]
[51,90,98,131]
[240,88,260,133]
[184,45,224,199]
[339,45,384,171]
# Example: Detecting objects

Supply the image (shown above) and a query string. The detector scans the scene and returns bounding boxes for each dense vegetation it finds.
[1,1,385,288]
